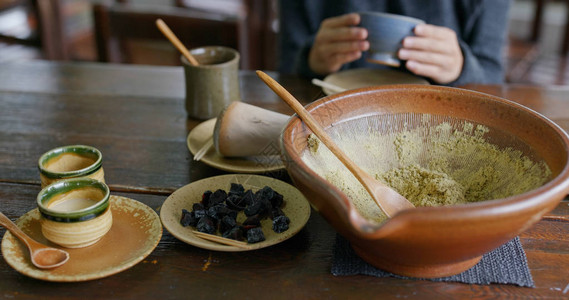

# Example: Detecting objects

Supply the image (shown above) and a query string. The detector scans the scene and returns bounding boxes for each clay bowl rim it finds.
[280,84,569,236]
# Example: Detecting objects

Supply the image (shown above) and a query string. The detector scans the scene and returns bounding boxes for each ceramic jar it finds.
[182,46,241,120]
[38,145,105,188]
[37,178,112,248]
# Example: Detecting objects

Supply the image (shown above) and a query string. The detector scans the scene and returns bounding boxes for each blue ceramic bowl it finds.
[359,12,424,67]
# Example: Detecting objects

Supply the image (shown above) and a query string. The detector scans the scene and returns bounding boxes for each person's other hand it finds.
[309,13,369,76]
[398,24,464,84]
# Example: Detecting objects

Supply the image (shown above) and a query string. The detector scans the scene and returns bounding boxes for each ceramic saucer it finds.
[187,119,285,173]
[1,196,162,282]
[160,174,311,252]
[321,68,429,95]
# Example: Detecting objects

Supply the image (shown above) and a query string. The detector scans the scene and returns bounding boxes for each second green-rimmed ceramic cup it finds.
[38,145,105,188]
[37,178,113,248]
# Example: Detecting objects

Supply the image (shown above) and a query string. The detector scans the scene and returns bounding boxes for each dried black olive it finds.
[193,206,207,220]
[269,191,284,208]
[208,189,227,208]
[241,224,258,233]
[270,207,285,220]
[182,182,289,245]
[241,190,255,206]
[243,214,262,226]
[207,204,233,221]
[261,198,272,216]
[192,203,204,211]
[196,216,216,234]
[246,227,265,243]
[180,209,197,227]
[222,226,244,241]
[201,190,212,207]
[272,215,290,233]
[226,194,245,211]
[227,210,238,220]
[256,186,274,201]
[229,183,245,197]
[220,215,237,234]
[244,199,264,217]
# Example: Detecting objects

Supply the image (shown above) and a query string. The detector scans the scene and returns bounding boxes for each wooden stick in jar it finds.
[155,18,200,66]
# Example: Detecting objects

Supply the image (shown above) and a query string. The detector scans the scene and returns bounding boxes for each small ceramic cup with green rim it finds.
[37,178,113,248]
[38,145,105,188]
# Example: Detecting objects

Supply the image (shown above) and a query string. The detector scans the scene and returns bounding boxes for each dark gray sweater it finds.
[278,0,511,86]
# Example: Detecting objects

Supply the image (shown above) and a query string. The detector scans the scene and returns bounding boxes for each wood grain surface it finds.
[0,61,568,299]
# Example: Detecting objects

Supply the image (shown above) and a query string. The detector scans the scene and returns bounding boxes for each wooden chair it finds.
[92,1,250,68]
[530,0,569,54]
[33,0,67,60]
[175,0,279,70]
[506,0,569,83]
[0,0,66,60]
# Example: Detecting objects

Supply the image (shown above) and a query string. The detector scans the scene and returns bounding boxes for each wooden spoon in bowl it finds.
[0,211,69,269]
[256,71,415,217]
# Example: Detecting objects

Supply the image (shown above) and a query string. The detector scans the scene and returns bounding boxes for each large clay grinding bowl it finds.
[281,84,569,278]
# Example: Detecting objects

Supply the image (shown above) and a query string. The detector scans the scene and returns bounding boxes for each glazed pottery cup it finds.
[38,145,105,188]
[37,178,112,248]
[182,46,241,120]
[358,12,424,67]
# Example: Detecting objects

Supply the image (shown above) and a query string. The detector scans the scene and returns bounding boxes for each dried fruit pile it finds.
[180,183,290,244]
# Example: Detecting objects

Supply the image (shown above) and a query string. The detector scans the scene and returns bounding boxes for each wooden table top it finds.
[0,61,568,299]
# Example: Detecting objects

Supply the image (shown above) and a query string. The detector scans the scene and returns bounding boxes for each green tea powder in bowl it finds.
[303,114,552,224]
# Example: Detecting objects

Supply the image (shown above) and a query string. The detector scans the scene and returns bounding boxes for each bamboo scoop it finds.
[256,71,414,217]
[155,18,199,66]
[0,211,69,269]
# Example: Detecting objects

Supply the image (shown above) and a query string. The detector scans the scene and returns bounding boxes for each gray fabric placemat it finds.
[332,235,534,287]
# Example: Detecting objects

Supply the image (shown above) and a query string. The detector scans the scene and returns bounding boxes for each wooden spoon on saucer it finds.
[0,211,69,269]
[256,71,415,217]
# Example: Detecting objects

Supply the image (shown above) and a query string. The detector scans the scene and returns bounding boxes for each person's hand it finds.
[398,24,464,84]
[309,13,370,76]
